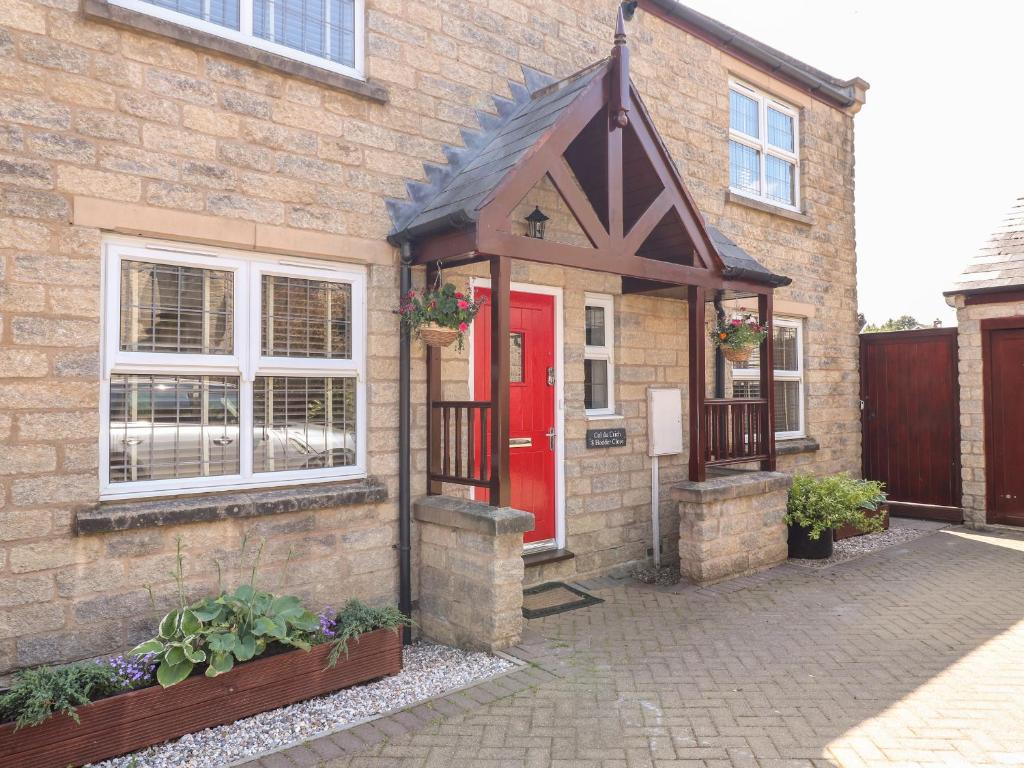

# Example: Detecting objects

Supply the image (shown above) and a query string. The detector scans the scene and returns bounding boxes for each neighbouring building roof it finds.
[947,197,1024,296]
[387,61,789,288]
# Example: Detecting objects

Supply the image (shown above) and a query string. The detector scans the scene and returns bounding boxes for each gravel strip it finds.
[631,564,682,586]
[788,525,933,569]
[88,642,515,768]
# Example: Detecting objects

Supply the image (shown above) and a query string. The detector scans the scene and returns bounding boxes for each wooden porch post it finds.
[758,291,777,471]
[688,285,706,482]
[489,255,512,506]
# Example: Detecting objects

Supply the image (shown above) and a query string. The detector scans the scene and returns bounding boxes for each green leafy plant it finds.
[708,313,768,351]
[397,283,484,351]
[0,662,120,730]
[325,600,413,667]
[129,537,320,686]
[785,473,887,541]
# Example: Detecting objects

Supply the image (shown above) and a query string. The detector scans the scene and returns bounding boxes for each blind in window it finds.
[253,376,356,472]
[142,0,240,28]
[261,275,352,358]
[732,380,800,434]
[108,374,240,483]
[120,260,234,355]
[253,0,356,68]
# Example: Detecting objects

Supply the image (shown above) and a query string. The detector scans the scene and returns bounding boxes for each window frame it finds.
[109,0,366,79]
[100,237,367,501]
[728,79,801,212]
[583,292,616,418]
[731,315,805,439]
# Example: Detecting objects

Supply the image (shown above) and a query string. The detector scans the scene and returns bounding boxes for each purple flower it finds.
[318,607,337,639]
[101,652,157,688]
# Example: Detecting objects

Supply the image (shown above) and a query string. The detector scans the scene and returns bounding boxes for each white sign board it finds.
[647,388,683,457]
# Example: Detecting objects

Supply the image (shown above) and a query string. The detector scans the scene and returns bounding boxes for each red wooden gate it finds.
[860,328,962,521]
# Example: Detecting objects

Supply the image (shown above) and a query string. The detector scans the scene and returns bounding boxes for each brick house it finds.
[0,0,867,671]
[946,197,1024,529]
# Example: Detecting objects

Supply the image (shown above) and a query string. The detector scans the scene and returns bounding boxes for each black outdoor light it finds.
[525,206,550,239]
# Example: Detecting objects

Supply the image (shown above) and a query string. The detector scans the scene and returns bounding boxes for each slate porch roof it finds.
[387,62,789,288]
[947,197,1024,295]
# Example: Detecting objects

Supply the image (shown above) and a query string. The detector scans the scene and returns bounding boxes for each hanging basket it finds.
[722,345,753,363]
[418,323,461,348]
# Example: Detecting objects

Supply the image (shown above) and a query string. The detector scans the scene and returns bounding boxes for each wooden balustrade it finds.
[704,397,770,466]
[428,400,493,488]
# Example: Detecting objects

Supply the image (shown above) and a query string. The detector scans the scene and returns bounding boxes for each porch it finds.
[389,8,793,650]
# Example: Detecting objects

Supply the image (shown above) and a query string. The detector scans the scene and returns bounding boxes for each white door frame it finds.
[468,278,566,552]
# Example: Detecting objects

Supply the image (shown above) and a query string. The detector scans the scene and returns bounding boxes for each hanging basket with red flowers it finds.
[397,283,485,351]
[708,314,769,363]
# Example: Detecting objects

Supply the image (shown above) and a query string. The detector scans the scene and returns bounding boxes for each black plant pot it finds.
[788,523,834,559]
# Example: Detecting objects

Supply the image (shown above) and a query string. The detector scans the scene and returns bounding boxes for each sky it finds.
[675,0,1023,327]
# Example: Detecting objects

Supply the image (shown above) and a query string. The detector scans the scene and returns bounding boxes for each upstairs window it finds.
[731,316,804,439]
[584,293,615,417]
[102,239,366,500]
[112,0,364,77]
[728,80,800,210]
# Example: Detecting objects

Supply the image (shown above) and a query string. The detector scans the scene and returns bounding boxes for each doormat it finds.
[522,582,603,619]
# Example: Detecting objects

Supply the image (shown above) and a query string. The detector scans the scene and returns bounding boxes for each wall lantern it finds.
[525,206,550,239]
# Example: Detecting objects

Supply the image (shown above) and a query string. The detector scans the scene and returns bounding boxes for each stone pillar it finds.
[672,471,791,585]
[413,496,534,652]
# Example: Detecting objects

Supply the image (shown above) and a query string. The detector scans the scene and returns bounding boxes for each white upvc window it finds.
[731,316,805,439]
[100,238,367,500]
[110,0,365,79]
[728,79,800,211]
[583,293,615,417]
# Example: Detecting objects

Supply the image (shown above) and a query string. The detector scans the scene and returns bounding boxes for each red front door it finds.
[474,287,557,545]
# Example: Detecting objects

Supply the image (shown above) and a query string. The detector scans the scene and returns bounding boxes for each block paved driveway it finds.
[252,524,1024,768]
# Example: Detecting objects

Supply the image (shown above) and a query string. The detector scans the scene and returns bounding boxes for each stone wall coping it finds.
[83,0,389,103]
[672,470,792,503]
[76,477,388,534]
[413,496,534,536]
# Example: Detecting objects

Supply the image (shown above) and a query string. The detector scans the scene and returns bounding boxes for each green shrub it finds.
[0,662,120,730]
[785,473,887,541]
[326,600,412,667]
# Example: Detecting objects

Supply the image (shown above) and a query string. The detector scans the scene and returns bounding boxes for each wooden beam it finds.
[489,255,512,507]
[479,231,723,289]
[425,264,443,496]
[758,292,777,472]
[548,156,610,248]
[608,119,624,241]
[622,188,672,255]
[411,228,479,266]
[688,285,706,482]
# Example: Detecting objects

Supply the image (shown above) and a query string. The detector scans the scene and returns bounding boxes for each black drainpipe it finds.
[397,240,413,644]
[713,290,725,398]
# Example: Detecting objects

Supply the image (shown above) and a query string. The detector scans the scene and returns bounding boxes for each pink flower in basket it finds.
[459,322,469,333]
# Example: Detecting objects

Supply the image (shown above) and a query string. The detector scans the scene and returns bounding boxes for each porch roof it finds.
[386,53,788,291]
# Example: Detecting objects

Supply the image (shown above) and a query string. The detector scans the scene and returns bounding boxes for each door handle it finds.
[509,437,532,448]
[546,427,556,451]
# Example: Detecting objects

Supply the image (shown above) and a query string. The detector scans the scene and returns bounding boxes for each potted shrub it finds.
[708,314,768,363]
[785,473,887,559]
[398,283,485,350]
[0,542,410,768]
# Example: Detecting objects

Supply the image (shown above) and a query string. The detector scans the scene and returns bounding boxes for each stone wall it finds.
[414,496,532,652]
[673,471,791,585]
[951,295,1024,526]
[0,0,861,671]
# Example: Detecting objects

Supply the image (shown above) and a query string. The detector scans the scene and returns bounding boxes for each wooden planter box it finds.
[834,505,890,542]
[0,628,403,768]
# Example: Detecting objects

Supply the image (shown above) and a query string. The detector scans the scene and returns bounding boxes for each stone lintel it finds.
[77,477,388,534]
[413,495,534,536]
[672,470,791,504]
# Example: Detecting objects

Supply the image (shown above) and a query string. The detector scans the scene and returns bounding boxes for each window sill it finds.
[585,412,623,422]
[76,476,388,535]
[726,191,813,226]
[84,0,388,103]
[776,436,819,456]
